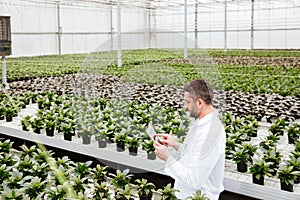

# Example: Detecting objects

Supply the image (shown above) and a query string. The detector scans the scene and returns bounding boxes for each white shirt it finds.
[164,110,226,200]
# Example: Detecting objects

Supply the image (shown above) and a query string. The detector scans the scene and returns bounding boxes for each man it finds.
[154,78,226,200]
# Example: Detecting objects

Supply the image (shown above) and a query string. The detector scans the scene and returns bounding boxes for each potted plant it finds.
[157,183,179,200]
[259,135,278,151]
[287,155,300,184]
[249,157,272,185]
[95,129,108,148]
[110,169,132,189]
[269,118,288,136]
[225,138,238,159]
[185,190,210,200]
[135,178,156,200]
[277,164,300,192]
[20,116,31,131]
[0,139,13,153]
[231,144,256,173]
[4,106,16,122]
[114,184,136,200]
[44,120,55,137]
[114,133,128,152]
[287,124,300,144]
[142,139,156,160]
[263,148,282,177]
[78,125,93,145]
[23,176,47,199]
[31,117,43,134]
[0,106,5,120]
[126,136,140,156]
[60,122,74,141]
[92,165,108,183]
[92,182,111,199]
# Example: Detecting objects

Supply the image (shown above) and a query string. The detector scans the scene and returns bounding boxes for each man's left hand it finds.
[154,141,169,161]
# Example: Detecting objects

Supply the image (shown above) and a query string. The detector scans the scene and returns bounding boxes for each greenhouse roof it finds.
[19,0,300,10]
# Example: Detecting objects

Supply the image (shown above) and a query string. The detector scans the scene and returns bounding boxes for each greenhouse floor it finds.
[0,104,299,200]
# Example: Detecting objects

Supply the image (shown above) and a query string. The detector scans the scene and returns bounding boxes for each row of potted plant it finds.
[249,144,300,192]
[0,139,210,200]
[230,139,300,192]
[19,93,189,160]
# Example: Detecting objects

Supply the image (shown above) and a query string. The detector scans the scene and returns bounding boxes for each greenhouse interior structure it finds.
[0,0,299,199]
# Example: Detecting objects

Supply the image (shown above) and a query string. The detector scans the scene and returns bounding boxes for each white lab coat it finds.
[164,110,226,200]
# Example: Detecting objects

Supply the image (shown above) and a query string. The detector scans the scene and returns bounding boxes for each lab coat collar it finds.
[195,109,219,127]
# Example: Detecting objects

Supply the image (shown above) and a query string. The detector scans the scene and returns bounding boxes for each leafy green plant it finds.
[135,178,156,199]
[263,149,282,177]
[114,133,128,152]
[20,116,31,131]
[1,188,26,200]
[73,161,92,179]
[23,176,47,199]
[126,136,140,156]
[115,184,136,200]
[92,165,108,183]
[0,139,13,153]
[277,164,300,186]
[92,182,111,199]
[249,157,272,185]
[20,144,37,160]
[30,117,43,134]
[269,118,288,135]
[157,183,179,200]
[287,124,300,144]
[110,169,132,189]
[185,190,210,200]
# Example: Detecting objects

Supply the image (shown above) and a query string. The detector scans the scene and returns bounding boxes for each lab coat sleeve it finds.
[164,131,224,190]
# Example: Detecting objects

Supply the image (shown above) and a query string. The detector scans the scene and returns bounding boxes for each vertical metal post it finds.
[57,3,62,55]
[195,0,198,49]
[117,0,122,67]
[148,8,151,48]
[224,0,227,52]
[110,7,113,51]
[2,56,8,88]
[251,0,254,49]
[184,0,188,59]
[153,9,157,48]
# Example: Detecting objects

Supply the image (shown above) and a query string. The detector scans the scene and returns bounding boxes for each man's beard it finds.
[187,108,200,119]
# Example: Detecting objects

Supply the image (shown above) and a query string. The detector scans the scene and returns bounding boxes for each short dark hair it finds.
[183,79,213,105]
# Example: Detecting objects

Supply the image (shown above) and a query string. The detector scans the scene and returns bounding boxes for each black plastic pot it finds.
[64,134,72,141]
[237,162,248,173]
[98,140,107,148]
[116,143,125,152]
[139,194,153,200]
[0,115,4,120]
[147,152,156,160]
[6,115,13,122]
[252,174,264,185]
[295,176,300,184]
[280,179,293,192]
[129,147,138,156]
[46,128,55,137]
[82,135,91,145]
[33,128,41,134]
[22,125,29,131]
[287,135,296,144]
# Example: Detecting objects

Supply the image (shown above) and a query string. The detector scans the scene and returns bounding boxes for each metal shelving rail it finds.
[0,104,299,200]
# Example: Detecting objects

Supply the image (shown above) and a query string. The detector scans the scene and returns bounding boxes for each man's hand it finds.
[154,141,169,161]
[154,134,180,151]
